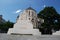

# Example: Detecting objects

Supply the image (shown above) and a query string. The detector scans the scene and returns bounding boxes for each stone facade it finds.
[17,7,38,28]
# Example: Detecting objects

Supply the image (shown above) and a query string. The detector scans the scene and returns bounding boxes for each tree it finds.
[0,21,14,33]
[38,7,60,34]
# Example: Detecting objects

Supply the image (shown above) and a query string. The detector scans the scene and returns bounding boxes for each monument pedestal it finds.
[7,20,41,35]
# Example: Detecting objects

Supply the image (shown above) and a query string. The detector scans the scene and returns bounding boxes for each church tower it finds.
[17,7,38,28]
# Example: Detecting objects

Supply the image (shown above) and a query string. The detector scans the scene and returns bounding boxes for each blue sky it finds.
[0,0,60,22]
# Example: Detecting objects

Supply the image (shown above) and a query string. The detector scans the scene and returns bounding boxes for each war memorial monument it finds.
[7,7,43,35]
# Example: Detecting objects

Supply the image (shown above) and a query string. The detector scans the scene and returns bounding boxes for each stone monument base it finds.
[8,28,41,35]
[7,20,41,35]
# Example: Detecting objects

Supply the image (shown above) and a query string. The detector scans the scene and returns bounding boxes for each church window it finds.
[32,11,34,16]
[31,19,34,22]
[29,18,30,20]
[29,11,30,16]
[32,19,34,20]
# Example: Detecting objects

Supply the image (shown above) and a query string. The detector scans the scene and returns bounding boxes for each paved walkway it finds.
[0,33,60,40]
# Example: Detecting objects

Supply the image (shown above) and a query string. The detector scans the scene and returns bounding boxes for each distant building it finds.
[0,15,5,24]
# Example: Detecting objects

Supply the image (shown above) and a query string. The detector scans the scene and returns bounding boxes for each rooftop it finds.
[26,7,36,12]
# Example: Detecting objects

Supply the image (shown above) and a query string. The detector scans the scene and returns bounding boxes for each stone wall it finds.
[0,33,60,40]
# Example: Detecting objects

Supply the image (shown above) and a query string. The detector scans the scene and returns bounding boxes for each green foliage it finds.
[38,6,60,34]
[0,21,14,33]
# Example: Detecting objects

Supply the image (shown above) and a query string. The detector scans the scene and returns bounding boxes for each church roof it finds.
[26,7,36,12]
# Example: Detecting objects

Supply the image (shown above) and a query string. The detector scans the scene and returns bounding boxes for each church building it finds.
[17,7,39,29]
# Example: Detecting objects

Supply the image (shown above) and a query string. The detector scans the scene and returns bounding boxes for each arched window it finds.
[31,19,34,22]
[32,11,34,16]
[29,11,30,16]
[29,18,30,20]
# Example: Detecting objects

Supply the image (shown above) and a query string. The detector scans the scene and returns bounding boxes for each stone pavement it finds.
[0,33,60,40]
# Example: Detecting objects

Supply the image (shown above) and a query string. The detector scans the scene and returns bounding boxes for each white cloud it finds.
[43,5,46,8]
[15,9,22,13]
